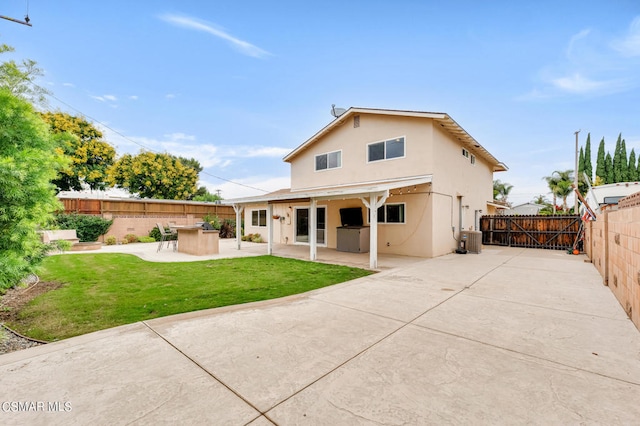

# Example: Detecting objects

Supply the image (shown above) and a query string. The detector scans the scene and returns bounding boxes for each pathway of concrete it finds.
[1,247,639,425]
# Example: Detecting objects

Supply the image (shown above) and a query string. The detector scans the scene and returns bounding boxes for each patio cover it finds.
[227,174,433,269]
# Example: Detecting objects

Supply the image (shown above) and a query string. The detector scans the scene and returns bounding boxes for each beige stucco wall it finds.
[290,114,437,191]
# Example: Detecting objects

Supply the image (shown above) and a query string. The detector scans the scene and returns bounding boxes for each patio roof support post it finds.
[267,203,273,255]
[360,190,388,269]
[309,198,317,261]
[233,204,244,250]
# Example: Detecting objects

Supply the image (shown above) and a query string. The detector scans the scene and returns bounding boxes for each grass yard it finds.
[9,254,372,342]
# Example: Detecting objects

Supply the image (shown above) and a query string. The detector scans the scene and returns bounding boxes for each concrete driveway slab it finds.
[147,297,403,413]
[465,263,626,319]
[414,293,640,384]
[267,325,640,425]
[0,323,260,426]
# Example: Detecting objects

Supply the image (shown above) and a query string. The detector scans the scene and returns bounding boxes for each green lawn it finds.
[11,254,372,341]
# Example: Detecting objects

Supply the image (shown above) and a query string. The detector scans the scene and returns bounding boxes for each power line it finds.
[43,90,269,193]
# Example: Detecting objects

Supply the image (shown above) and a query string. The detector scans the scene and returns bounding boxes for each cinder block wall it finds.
[101,215,200,243]
[585,206,640,330]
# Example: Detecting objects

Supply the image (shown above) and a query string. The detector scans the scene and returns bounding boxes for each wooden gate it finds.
[480,215,580,250]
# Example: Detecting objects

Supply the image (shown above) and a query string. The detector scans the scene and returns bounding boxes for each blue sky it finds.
[2,1,640,204]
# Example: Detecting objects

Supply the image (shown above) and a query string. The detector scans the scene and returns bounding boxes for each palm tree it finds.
[493,179,513,205]
[543,170,574,213]
[532,194,549,205]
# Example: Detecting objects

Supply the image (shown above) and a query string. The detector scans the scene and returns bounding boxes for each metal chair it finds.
[156,223,176,252]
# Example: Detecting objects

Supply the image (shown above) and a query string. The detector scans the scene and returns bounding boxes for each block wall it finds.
[100,214,201,243]
[586,206,640,330]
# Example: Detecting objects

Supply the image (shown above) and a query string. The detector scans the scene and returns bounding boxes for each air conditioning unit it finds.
[460,230,482,254]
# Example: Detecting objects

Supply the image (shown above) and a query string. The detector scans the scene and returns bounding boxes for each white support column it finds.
[267,204,273,255]
[361,191,388,269]
[309,198,317,261]
[233,204,244,250]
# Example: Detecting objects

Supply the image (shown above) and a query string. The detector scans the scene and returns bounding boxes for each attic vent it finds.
[354,115,360,128]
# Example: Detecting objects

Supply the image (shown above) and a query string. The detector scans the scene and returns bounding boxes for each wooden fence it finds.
[480,215,581,250]
[60,197,235,220]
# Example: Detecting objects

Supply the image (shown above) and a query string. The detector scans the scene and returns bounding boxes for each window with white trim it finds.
[367,137,405,162]
[315,150,342,171]
[470,154,476,165]
[251,209,267,227]
[368,203,406,224]
[462,148,469,158]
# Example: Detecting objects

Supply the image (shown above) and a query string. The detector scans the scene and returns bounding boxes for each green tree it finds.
[620,138,628,182]
[584,133,593,183]
[493,179,513,205]
[578,146,585,177]
[40,112,116,191]
[0,43,50,106]
[595,137,606,183]
[628,149,638,181]
[108,151,198,199]
[605,152,614,184]
[0,89,66,291]
[192,186,223,202]
[544,170,574,213]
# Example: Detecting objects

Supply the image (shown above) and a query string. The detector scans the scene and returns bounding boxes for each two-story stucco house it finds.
[227,107,507,268]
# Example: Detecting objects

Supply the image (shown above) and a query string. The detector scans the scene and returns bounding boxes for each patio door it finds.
[295,206,326,245]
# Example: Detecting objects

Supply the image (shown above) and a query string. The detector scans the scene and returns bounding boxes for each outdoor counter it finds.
[175,226,219,256]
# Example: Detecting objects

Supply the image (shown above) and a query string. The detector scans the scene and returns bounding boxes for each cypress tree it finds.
[620,138,628,181]
[578,146,585,176]
[595,137,606,182]
[584,133,593,182]
[605,152,614,184]
[613,134,622,182]
[629,149,638,181]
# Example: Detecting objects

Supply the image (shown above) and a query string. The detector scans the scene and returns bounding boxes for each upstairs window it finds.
[470,154,476,165]
[251,209,267,227]
[368,137,405,162]
[462,148,469,158]
[315,150,342,171]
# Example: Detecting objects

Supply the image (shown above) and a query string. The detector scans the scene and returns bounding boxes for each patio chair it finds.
[156,223,177,252]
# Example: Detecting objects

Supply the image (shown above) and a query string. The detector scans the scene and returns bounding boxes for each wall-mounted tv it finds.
[339,207,364,227]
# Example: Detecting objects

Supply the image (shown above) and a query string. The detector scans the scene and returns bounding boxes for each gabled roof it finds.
[283,107,508,172]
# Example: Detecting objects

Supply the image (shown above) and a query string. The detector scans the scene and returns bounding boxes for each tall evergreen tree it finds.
[595,137,606,183]
[629,149,638,181]
[578,146,585,176]
[613,134,622,182]
[605,152,614,184]
[584,133,593,182]
[620,138,628,181]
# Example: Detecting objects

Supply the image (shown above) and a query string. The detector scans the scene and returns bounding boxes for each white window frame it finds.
[315,150,342,172]
[367,136,405,163]
[462,148,469,158]
[470,154,476,165]
[251,209,267,227]
[367,202,406,224]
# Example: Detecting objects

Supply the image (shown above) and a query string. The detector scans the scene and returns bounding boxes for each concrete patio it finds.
[1,246,639,425]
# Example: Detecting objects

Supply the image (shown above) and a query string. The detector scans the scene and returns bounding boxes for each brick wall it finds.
[585,204,640,330]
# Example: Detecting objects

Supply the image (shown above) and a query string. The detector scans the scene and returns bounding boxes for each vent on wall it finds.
[354,115,360,128]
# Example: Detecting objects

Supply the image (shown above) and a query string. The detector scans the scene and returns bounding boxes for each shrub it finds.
[123,233,138,243]
[54,213,113,242]
[50,240,73,252]
[138,236,155,243]
[219,219,235,238]
[252,234,264,243]
[105,236,117,245]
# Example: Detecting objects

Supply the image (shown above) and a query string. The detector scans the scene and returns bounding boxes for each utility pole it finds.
[574,130,581,213]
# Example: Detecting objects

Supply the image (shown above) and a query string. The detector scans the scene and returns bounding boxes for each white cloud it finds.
[159,14,271,59]
[129,95,138,100]
[567,29,591,57]
[103,95,117,101]
[612,16,640,57]
[551,73,609,94]
[165,93,176,99]
[63,82,75,87]
[210,175,290,200]
[91,94,118,103]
